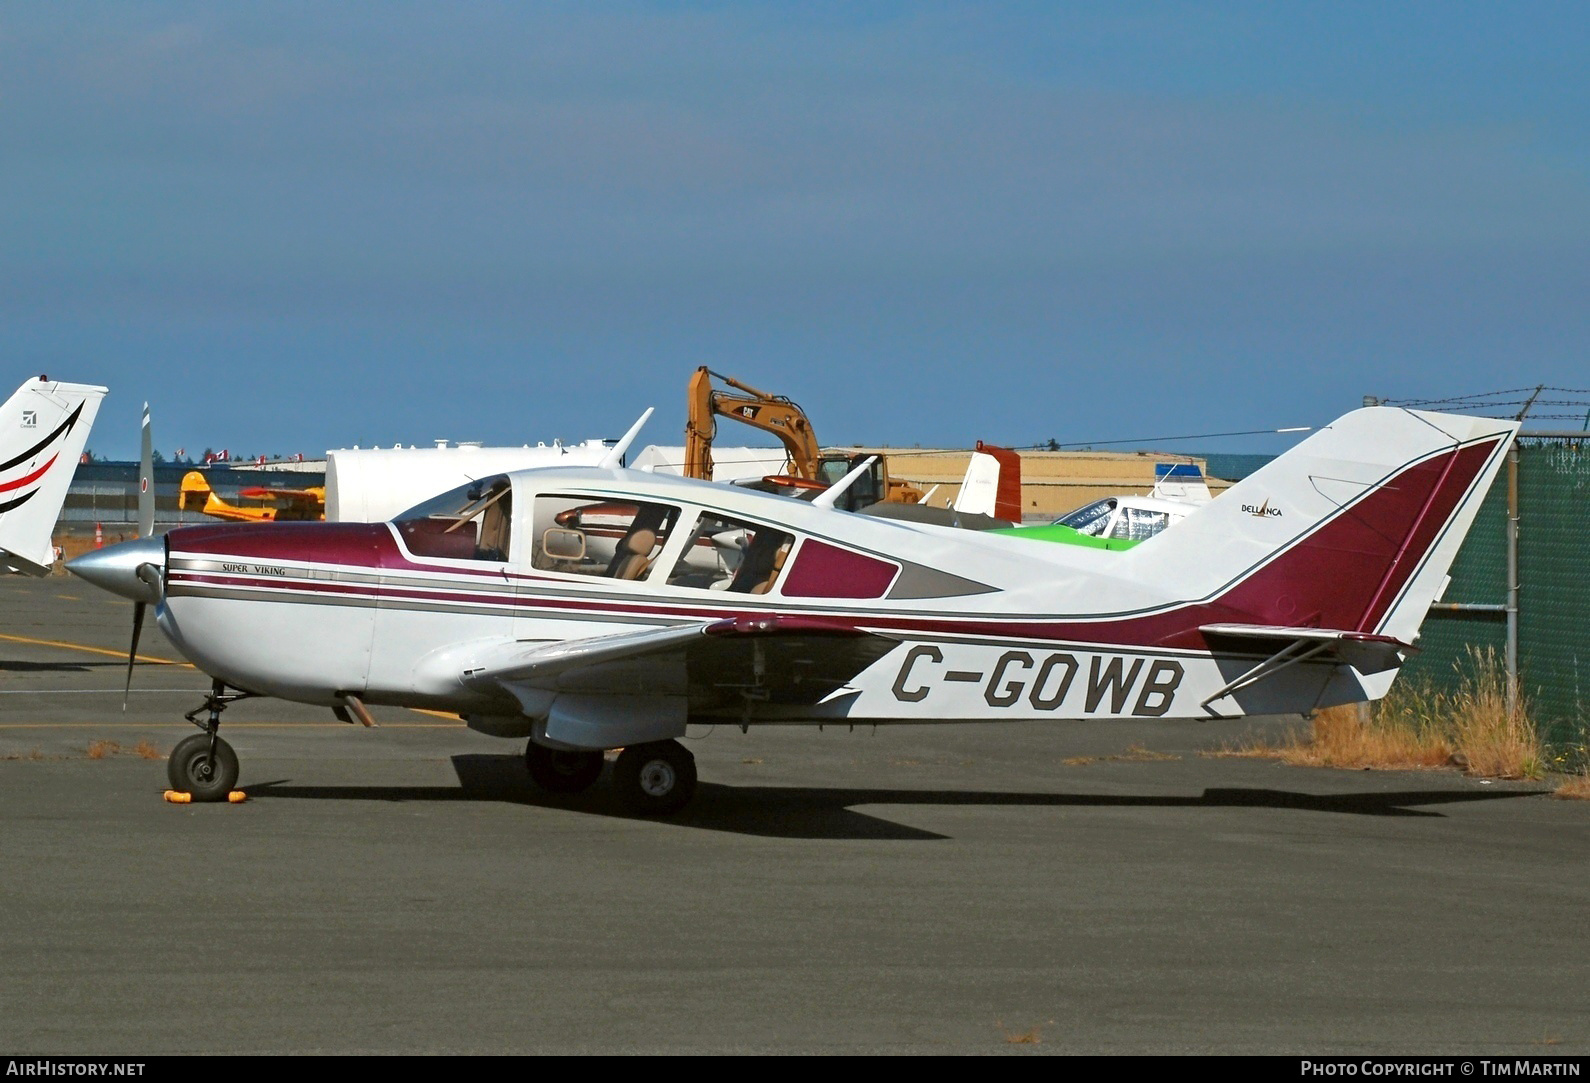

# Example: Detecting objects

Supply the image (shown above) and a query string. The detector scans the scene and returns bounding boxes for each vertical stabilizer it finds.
[954,442,1023,522]
[0,377,107,575]
[1140,408,1516,645]
[1150,462,1211,504]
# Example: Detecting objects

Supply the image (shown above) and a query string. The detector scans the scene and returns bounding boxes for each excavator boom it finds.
[682,367,924,508]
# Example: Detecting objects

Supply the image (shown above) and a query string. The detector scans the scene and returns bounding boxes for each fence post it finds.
[1505,443,1519,715]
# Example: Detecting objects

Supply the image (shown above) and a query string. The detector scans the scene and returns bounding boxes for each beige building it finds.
[842,447,1233,522]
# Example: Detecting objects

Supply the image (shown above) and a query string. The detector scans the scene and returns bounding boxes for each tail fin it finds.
[954,441,1023,522]
[1150,462,1211,504]
[0,376,107,576]
[1145,407,1517,645]
[180,470,214,513]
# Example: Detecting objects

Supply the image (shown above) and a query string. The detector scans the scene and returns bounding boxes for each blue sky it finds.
[4,2,1587,459]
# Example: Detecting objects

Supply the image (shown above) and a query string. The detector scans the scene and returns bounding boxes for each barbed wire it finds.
[1381,386,1590,423]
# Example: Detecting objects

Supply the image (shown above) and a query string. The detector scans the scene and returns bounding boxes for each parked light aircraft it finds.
[0,376,106,576]
[1008,462,1216,551]
[180,471,326,523]
[68,405,1515,814]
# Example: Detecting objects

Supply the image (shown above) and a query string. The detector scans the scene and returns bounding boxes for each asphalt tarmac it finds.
[1,574,1586,1055]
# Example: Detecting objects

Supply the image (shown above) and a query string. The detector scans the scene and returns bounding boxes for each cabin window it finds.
[1110,506,1170,541]
[1055,498,1117,538]
[661,512,794,594]
[532,495,679,581]
[392,475,514,562]
[780,538,898,599]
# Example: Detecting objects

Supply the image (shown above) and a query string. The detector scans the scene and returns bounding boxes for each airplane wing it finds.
[469,615,900,706]
[239,486,324,501]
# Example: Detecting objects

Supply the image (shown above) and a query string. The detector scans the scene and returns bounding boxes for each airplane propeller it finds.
[124,404,157,710]
[122,561,165,709]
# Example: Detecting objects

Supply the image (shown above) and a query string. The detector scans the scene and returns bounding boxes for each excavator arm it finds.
[684,367,822,482]
[683,366,925,508]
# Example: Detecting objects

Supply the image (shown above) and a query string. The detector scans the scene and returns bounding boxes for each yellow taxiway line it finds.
[0,632,192,667]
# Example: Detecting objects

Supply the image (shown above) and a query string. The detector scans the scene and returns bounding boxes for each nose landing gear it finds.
[170,679,253,801]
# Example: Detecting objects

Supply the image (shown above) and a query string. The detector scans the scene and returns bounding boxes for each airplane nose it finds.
[67,536,166,604]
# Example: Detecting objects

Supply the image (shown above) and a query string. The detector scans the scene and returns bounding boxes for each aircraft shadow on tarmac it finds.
[0,658,93,673]
[234,753,1550,841]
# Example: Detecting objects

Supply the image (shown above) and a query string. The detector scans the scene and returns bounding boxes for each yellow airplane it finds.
[180,470,324,523]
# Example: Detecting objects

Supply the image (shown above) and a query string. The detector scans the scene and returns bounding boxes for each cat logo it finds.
[1241,499,1282,518]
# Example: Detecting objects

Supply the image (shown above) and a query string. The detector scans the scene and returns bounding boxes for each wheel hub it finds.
[638,760,676,796]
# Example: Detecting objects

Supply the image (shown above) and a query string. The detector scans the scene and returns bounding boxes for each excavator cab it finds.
[817,454,886,511]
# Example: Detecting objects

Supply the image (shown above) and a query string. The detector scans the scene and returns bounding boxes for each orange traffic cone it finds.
[94,522,103,549]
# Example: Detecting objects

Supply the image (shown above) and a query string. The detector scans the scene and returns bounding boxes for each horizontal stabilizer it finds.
[1201,623,1412,673]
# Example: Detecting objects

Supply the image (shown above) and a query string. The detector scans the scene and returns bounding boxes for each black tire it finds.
[612,740,697,815]
[167,733,239,802]
[524,743,604,794]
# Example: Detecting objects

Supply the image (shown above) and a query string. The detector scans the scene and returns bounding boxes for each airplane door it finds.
[369,476,518,699]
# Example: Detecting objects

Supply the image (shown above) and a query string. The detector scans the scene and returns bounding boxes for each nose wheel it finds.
[167,732,238,801]
[170,679,252,802]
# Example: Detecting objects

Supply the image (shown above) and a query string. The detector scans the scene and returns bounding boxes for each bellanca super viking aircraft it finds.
[0,376,106,576]
[68,404,1516,814]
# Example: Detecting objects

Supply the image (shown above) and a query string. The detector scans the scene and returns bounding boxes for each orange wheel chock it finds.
[163,790,192,804]
[228,791,247,803]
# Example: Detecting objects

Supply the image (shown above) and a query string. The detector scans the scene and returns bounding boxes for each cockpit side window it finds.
[393,475,513,562]
[661,512,794,593]
[1110,506,1170,541]
[532,495,679,581]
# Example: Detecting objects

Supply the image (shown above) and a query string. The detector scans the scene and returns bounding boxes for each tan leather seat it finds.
[750,543,790,594]
[610,528,656,581]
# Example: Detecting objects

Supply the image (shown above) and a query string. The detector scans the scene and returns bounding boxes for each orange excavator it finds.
[683,367,925,512]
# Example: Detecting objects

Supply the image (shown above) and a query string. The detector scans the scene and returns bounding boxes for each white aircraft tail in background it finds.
[0,376,107,576]
[951,441,1023,521]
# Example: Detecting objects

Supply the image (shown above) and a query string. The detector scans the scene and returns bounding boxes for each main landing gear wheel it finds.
[524,743,604,794]
[613,739,696,816]
[167,733,239,802]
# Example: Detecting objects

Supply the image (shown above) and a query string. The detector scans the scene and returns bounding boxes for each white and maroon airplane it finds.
[69,405,1516,814]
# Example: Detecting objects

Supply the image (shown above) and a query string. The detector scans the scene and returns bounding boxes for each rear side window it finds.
[1110,507,1170,541]
[780,539,898,599]
[662,512,794,593]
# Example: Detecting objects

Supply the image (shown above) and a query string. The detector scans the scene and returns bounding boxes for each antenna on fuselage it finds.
[811,455,877,510]
[598,407,654,470]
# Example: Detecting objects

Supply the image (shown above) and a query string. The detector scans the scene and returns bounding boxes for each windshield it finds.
[393,474,513,561]
[1054,498,1117,537]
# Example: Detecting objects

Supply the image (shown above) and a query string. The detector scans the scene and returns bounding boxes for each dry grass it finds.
[1555,771,1590,800]
[1064,745,1182,767]
[135,740,163,760]
[86,740,120,760]
[996,1020,1047,1045]
[1222,648,1545,780]
[1,746,48,761]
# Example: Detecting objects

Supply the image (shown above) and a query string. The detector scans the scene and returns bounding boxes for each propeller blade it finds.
[138,403,154,539]
[123,601,145,712]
